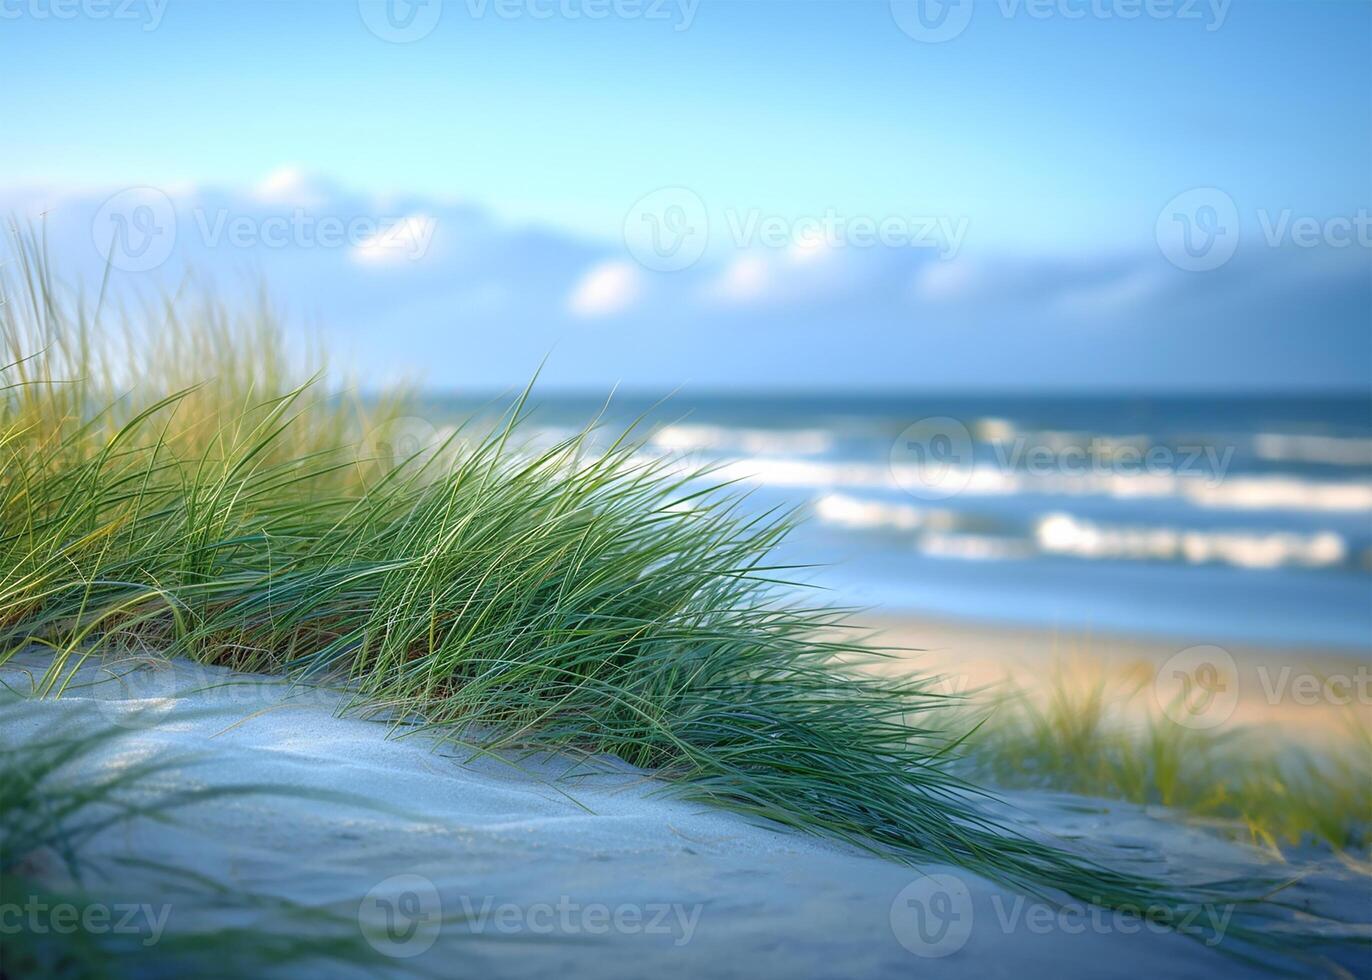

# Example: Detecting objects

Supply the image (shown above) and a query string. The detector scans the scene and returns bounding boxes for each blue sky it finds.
[1,0,1368,390]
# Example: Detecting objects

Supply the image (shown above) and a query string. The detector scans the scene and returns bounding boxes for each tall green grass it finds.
[959,663,1372,851]
[0,236,1359,961]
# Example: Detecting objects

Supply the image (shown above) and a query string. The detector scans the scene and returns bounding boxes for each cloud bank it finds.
[3,172,1366,391]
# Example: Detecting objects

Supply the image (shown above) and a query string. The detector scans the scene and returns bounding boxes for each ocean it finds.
[417,392,1372,652]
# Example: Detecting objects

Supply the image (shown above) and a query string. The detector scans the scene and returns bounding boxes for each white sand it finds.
[2,652,1365,978]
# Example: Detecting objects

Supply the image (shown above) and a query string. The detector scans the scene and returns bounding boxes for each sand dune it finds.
[2,651,1365,978]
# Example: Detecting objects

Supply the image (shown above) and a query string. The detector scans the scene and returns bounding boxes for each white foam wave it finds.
[1254,433,1372,467]
[812,493,1355,570]
[1181,476,1372,511]
[918,533,1035,562]
[1035,513,1348,569]
[813,494,1031,561]
[813,493,956,532]
[973,418,1153,459]
[704,457,1372,514]
[651,424,834,457]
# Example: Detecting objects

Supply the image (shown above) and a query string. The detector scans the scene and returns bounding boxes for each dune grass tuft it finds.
[958,663,1372,852]
[0,236,1364,964]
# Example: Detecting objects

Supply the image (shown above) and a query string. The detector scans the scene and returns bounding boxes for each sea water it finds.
[423,392,1371,652]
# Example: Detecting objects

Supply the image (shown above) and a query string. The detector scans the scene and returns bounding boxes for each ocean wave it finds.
[1035,513,1348,569]
[811,492,1030,562]
[1254,432,1372,467]
[918,533,1036,562]
[1180,476,1372,511]
[650,424,834,457]
[811,493,1355,571]
[974,417,1155,459]
[813,493,955,532]
[705,457,1372,513]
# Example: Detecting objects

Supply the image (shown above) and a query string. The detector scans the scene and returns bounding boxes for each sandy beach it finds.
[859,614,1372,740]
[4,642,1366,978]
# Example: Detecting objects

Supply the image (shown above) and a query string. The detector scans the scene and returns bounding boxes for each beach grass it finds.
[943,661,1372,850]
[0,235,1363,963]
[957,663,1372,852]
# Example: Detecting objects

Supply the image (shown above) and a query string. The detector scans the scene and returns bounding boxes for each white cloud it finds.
[253,166,326,207]
[350,214,439,266]
[567,260,642,317]
[706,254,771,304]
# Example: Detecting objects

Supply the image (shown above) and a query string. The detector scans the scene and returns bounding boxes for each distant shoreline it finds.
[856,612,1372,741]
